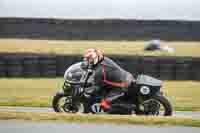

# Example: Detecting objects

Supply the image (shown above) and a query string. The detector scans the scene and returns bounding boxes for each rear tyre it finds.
[136,95,173,116]
[152,95,173,116]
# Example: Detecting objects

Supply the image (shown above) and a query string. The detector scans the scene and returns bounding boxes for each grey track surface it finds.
[0,106,200,117]
[0,120,200,133]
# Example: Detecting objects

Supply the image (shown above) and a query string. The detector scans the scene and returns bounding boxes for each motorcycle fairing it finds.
[136,74,162,87]
[64,62,84,83]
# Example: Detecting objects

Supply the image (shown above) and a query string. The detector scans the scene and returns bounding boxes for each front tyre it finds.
[52,92,82,113]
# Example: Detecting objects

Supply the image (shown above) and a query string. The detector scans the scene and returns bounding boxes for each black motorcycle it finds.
[52,62,172,116]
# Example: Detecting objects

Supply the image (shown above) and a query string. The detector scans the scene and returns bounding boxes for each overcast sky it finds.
[0,0,199,20]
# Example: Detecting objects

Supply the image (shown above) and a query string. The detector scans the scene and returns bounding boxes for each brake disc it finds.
[63,103,79,113]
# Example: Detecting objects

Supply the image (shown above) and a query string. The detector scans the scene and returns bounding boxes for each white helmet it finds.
[83,48,104,66]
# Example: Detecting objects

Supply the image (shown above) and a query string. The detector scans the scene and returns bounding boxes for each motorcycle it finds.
[52,61,173,116]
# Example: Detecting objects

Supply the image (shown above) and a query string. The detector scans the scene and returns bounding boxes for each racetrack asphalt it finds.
[1,106,200,132]
[0,106,200,117]
[0,120,200,133]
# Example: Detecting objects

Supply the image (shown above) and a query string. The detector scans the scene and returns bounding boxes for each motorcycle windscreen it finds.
[64,62,84,83]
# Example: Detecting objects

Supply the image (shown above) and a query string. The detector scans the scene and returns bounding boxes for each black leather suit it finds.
[84,57,134,114]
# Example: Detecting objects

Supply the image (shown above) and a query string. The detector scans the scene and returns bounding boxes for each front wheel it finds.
[52,92,84,113]
[136,95,173,116]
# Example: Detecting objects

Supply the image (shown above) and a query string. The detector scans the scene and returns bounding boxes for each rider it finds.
[82,48,135,114]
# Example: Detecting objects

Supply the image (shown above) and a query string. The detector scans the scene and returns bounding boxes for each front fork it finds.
[62,81,72,95]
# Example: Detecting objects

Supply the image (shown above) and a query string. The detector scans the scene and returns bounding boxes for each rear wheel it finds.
[136,95,172,116]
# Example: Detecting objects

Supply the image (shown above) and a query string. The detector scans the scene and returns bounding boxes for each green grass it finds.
[0,39,200,57]
[163,81,200,111]
[0,111,200,127]
[0,78,63,107]
[0,78,200,111]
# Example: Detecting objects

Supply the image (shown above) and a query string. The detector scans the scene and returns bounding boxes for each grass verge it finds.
[0,78,200,111]
[0,111,200,127]
[0,39,200,57]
